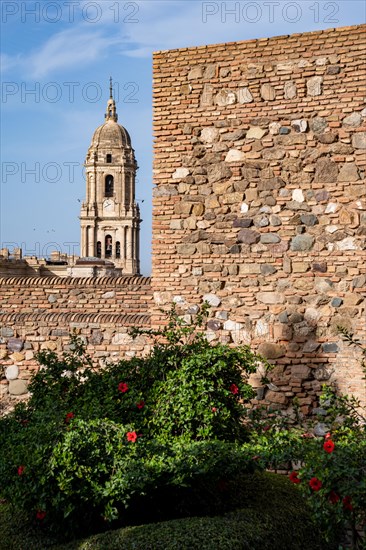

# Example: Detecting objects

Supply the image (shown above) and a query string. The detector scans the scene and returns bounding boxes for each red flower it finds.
[212,407,217,413]
[118,382,129,393]
[289,471,301,484]
[17,465,25,476]
[36,510,46,520]
[136,400,145,410]
[325,432,332,440]
[309,477,322,491]
[343,496,353,511]
[323,440,335,453]
[126,431,137,442]
[329,491,340,504]
[229,383,239,395]
[65,412,74,423]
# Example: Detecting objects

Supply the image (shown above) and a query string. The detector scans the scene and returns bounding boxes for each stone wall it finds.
[151,25,366,413]
[0,276,152,404]
[1,25,365,416]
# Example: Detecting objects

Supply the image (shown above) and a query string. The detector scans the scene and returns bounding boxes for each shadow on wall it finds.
[227,313,365,419]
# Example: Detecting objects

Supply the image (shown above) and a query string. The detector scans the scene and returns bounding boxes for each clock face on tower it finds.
[103,198,115,213]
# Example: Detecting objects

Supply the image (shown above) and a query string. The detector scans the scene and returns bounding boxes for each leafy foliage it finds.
[247,387,366,548]
[0,472,328,550]
[0,306,268,536]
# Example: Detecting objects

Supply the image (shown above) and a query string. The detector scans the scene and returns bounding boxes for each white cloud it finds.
[1,24,125,79]
[26,28,123,78]
[0,52,22,74]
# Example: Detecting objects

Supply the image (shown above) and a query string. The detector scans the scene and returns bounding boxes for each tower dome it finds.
[86,78,136,166]
[80,78,141,275]
[90,121,132,149]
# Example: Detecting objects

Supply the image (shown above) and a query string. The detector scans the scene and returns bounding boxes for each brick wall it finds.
[0,276,152,403]
[151,25,366,412]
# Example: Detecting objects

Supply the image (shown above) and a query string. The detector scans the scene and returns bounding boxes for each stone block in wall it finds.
[188,66,203,80]
[7,338,24,352]
[322,343,339,353]
[291,365,311,379]
[314,159,339,183]
[200,127,219,144]
[9,379,28,395]
[225,149,246,162]
[203,294,221,307]
[5,365,19,380]
[314,366,333,381]
[239,264,261,275]
[1,327,14,338]
[260,83,276,101]
[273,324,293,341]
[257,292,284,305]
[352,132,366,149]
[307,76,322,96]
[200,83,214,106]
[237,229,260,245]
[262,148,285,160]
[265,390,287,404]
[11,352,25,362]
[260,233,281,244]
[215,89,236,106]
[257,178,285,192]
[317,132,338,144]
[284,81,297,99]
[258,343,286,359]
[207,163,232,183]
[176,244,197,255]
[290,235,315,251]
[246,127,266,140]
[172,167,190,180]
[343,112,362,127]
[237,87,253,103]
[310,117,327,134]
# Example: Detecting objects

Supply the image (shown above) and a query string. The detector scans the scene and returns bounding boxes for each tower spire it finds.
[105,77,118,122]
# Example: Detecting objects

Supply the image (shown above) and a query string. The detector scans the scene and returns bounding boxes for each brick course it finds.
[0,277,152,402]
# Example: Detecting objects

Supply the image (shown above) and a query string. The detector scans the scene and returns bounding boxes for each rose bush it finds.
[0,306,269,536]
[249,386,366,549]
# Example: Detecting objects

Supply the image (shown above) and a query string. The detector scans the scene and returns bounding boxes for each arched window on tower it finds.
[105,175,114,197]
[105,235,112,258]
[106,154,112,163]
[116,241,121,259]
[96,241,101,258]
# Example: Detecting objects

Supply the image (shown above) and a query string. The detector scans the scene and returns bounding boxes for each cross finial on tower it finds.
[109,76,113,99]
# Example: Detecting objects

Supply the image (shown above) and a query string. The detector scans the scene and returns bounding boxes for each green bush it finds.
[0,473,329,550]
[0,306,268,535]
[248,385,366,549]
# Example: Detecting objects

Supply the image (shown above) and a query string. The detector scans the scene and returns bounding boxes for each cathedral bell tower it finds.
[80,78,141,274]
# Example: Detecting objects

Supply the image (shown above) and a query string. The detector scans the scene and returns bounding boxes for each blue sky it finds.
[1,0,365,275]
